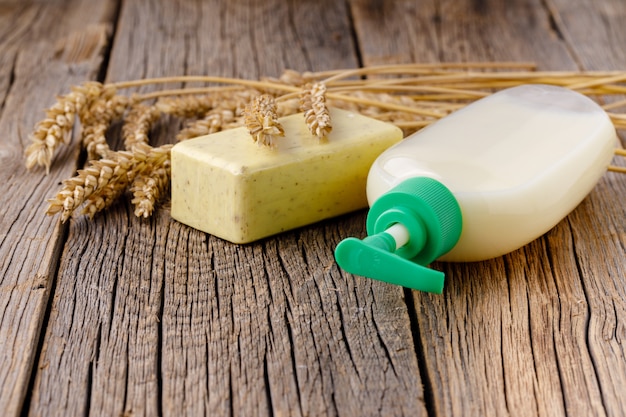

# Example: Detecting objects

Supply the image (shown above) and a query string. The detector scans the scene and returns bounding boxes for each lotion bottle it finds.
[335,84,617,293]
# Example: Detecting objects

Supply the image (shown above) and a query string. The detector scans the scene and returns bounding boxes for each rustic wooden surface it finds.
[1,0,625,416]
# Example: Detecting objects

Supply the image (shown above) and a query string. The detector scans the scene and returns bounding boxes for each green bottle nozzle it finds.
[334,177,463,293]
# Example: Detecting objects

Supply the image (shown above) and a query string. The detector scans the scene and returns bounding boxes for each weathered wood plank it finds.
[0,1,118,415]
[28,1,428,416]
[349,0,576,69]
[349,0,626,416]
[543,3,626,411]
[17,0,626,416]
[566,179,626,416]
[545,0,626,71]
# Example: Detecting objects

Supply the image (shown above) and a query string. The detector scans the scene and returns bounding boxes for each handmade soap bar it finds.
[171,108,403,243]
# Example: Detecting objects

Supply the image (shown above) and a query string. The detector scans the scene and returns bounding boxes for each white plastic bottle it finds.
[335,84,617,293]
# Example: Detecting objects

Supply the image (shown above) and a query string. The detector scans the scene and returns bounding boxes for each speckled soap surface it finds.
[170,108,403,243]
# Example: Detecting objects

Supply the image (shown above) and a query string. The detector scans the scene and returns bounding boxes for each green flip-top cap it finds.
[335,177,463,293]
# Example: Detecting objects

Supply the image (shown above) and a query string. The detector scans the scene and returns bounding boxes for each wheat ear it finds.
[176,110,234,141]
[81,92,132,160]
[122,103,161,151]
[130,145,173,218]
[300,82,332,139]
[243,94,284,148]
[25,82,106,173]
[155,94,216,118]
[46,155,127,222]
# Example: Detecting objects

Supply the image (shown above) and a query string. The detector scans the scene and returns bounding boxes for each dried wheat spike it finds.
[82,124,111,161]
[131,159,171,218]
[122,103,161,151]
[46,156,123,222]
[131,143,172,175]
[81,144,173,219]
[80,150,136,219]
[263,69,316,87]
[81,93,132,160]
[243,94,284,148]
[125,143,173,218]
[300,82,332,139]
[276,97,301,117]
[176,109,236,141]
[25,81,106,173]
[155,94,216,118]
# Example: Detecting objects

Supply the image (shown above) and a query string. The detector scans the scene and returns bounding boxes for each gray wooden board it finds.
[26,0,427,416]
[0,0,624,416]
[0,1,117,415]
[351,0,626,415]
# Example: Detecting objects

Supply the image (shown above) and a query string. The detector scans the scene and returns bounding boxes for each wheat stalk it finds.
[25,63,626,221]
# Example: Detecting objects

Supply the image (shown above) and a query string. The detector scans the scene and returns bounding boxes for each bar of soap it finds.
[170,108,403,243]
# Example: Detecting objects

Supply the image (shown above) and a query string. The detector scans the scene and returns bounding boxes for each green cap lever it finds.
[334,177,463,293]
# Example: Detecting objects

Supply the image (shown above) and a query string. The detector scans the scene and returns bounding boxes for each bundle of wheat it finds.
[24,62,626,221]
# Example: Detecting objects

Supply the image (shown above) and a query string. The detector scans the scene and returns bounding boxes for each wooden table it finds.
[1,0,625,416]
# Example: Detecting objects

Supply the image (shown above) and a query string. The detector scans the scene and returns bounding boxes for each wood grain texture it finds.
[349,0,576,69]
[0,1,117,415]
[546,3,626,406]
[3,0,626,416]
[545,0,626,71]
[349,0,626,416]
[28,1,428,416]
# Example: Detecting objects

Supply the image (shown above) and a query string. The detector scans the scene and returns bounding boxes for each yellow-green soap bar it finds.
[170,108,403,243]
